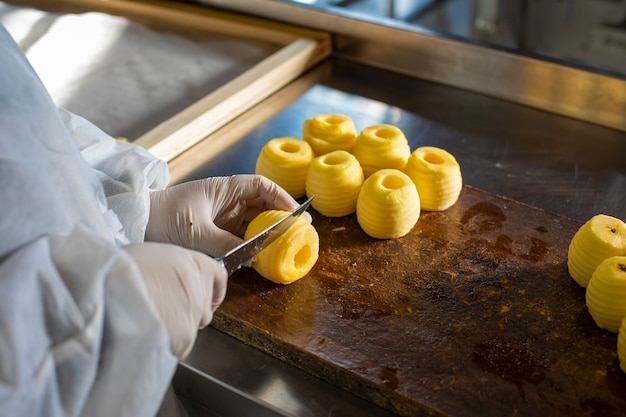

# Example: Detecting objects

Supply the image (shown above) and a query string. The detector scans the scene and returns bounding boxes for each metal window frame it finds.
[196,0,626,133]
[8,0,331,161]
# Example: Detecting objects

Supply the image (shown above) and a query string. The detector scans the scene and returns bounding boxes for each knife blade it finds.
[217,195,315,276]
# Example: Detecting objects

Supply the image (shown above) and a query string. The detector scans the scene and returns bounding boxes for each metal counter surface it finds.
[176,58,626,223]
[173,58,626,416]
[197,0,626,133]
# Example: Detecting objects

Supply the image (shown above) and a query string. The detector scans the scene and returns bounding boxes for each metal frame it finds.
[197,0,626,132]
[8,0,331,161]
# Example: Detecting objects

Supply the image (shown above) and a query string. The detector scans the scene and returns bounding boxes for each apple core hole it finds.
[323,154,346,166]
[381,175,405,190]
[294,245,311,269]
[325,115,345,125]
[423,152,445,165]
[374,128,396,139]
[280,142,301,153]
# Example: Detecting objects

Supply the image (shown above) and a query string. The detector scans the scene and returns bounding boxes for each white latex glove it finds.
[145,175,299,257]
[124,242,228,360]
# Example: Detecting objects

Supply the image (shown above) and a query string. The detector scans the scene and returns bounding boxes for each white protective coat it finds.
[0,23,177,417]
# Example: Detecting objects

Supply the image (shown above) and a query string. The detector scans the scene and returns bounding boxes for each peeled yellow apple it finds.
[356,169,420,239]
[255,137,314,199]
[404,146,463,211]
[618,316,626,373]
[244,210,319,284]
[352,124,411,177]
[302,114,357,156]
[585,256,626,333]
[567,214,626,287]
[305,150,364,217]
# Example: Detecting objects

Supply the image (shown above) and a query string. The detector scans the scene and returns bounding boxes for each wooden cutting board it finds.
[211,185,626,417]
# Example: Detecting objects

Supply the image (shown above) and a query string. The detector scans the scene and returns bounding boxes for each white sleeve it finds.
[0,226,177,417]
[0,23,177,417]
[58,108,171,244]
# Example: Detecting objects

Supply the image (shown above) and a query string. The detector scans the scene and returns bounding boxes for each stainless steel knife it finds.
[216,195,315,276]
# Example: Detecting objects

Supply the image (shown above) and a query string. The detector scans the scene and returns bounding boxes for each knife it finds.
[216,195,315,276]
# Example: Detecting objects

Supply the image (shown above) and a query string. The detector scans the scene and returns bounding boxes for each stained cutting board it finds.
[211,185,626,417]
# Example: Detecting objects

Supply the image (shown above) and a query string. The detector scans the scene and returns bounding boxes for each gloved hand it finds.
[124,242,228,360]
[145,175,299,257]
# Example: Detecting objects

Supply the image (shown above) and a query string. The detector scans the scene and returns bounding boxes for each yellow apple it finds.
[356,169,420,239]
[255,137,314,199]
[404,146,463,211]
[567,214,626,287]
[585,255,626,332]
[244,210,319,284]
[302,114,357,156]
[352,124,411,178]
[305,150,364,217]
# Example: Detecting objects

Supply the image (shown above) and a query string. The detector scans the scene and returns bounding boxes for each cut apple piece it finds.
[255,137,314,199]
[352,124,411,178]
[585,255,626,333]
[305,150,364,217]
[302,114,357,156]
[244,210,319,284]
[567,214,626,287]
[404,146,463,211]
[356,169,420,239]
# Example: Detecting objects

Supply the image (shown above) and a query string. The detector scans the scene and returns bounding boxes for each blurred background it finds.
[285,0,626,77]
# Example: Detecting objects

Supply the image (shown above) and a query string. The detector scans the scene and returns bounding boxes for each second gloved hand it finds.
[124,242,228,359]
[145,175,299,257]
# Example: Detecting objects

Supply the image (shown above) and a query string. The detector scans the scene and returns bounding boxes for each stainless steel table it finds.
[171,57,626,417]
[174,58,626,223]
